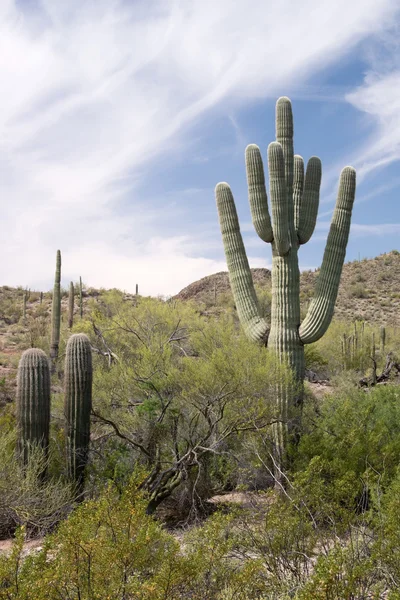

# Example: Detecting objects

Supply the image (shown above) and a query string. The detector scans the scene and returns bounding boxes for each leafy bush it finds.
[0,433,75,538]
[82,292,290,515]
[297,385,400,511]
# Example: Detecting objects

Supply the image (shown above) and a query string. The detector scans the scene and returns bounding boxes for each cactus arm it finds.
[299,166,356,344]
[245,144,273,243]
[297,157,322,244]
[276,97,294,203]
[215,182,269,343]
[268,142,290,256]
[293,155,304,233]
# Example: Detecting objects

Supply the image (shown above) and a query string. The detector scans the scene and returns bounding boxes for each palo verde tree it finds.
[215,97,356,469]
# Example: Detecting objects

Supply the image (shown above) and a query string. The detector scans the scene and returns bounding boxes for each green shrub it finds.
[297,385,400,510]
[0,432,75,538]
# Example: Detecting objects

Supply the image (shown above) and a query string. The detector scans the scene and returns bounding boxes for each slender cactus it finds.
[216,97,356,468]
[135,283,139,296]
[79,276,83,319]
[380,325,386,353]
[50,250,61,369]
[40,291,43,305]
[68,281,74,329]
[22,292,27,321]
[64,334,92,491]
[16,348,51,468]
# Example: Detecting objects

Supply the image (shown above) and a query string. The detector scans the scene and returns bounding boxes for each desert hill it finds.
[175,251,400,327]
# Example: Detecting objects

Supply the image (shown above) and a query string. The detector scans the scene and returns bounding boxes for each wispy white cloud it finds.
[315,221,400,240]
[345,70,400,181]
[1,0,399,294]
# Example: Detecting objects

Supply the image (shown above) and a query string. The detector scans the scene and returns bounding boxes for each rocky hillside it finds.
[175,251,400,327]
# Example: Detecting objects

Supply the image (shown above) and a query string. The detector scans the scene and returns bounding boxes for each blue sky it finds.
[2,0,400,296]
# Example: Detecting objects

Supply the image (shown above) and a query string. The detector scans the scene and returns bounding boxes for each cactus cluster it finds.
[216,97,356,466]
[341,322,387,371]
[16,334,92,491]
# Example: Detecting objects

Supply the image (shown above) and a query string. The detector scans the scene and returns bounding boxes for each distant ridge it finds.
[175,251,400,326]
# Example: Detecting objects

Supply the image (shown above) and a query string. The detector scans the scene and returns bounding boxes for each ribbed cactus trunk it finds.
[216,97,356,474]
[64,334,92,492]
[16,348,51,471]
[50,250,61,371]
[68,281,74,329]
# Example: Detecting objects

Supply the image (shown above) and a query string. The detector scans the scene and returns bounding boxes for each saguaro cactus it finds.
[380,325,386,353]
[68,281,74,329]
[79,276,83,319]
[16,348,51,467]
[22,292,27,321]
[216,97,356,465]
[64,333,92,491]
[50,250,61,369]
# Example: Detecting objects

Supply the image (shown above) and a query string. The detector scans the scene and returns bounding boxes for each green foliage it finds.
[0,432,74,538]
[84,292,290,512]
[298,385,400,505]
[313,319,400,375]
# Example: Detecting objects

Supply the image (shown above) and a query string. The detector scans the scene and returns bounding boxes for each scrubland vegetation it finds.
[1,272,400,598]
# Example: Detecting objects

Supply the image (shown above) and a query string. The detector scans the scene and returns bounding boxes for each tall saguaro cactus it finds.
[16,348,51,468]
[216,97,356,465]
[64,334,92,491]
[50,250,61,369]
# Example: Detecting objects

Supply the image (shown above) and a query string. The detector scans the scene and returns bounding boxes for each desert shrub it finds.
[78,292,290,516]
[297,385,400,511]
[0,432,75,539]
[370,470,400,595]
[0,476,268,600]
[348,283,368,299]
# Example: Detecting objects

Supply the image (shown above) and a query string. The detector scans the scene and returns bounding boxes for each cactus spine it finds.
[216,97,356,466]
[16,349,51,467]
[64,334,92,490]
[68,281,74,329]
[50,250,61,369]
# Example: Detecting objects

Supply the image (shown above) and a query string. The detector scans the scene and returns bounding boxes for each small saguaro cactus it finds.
[22,291,27,321]
[16,348,51,467]
[79,276,83,319]
[215,97,356,466]
[50,250,61,369]
[68,281,74,329]
[380,325,386,353]
[64,333,92,491]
